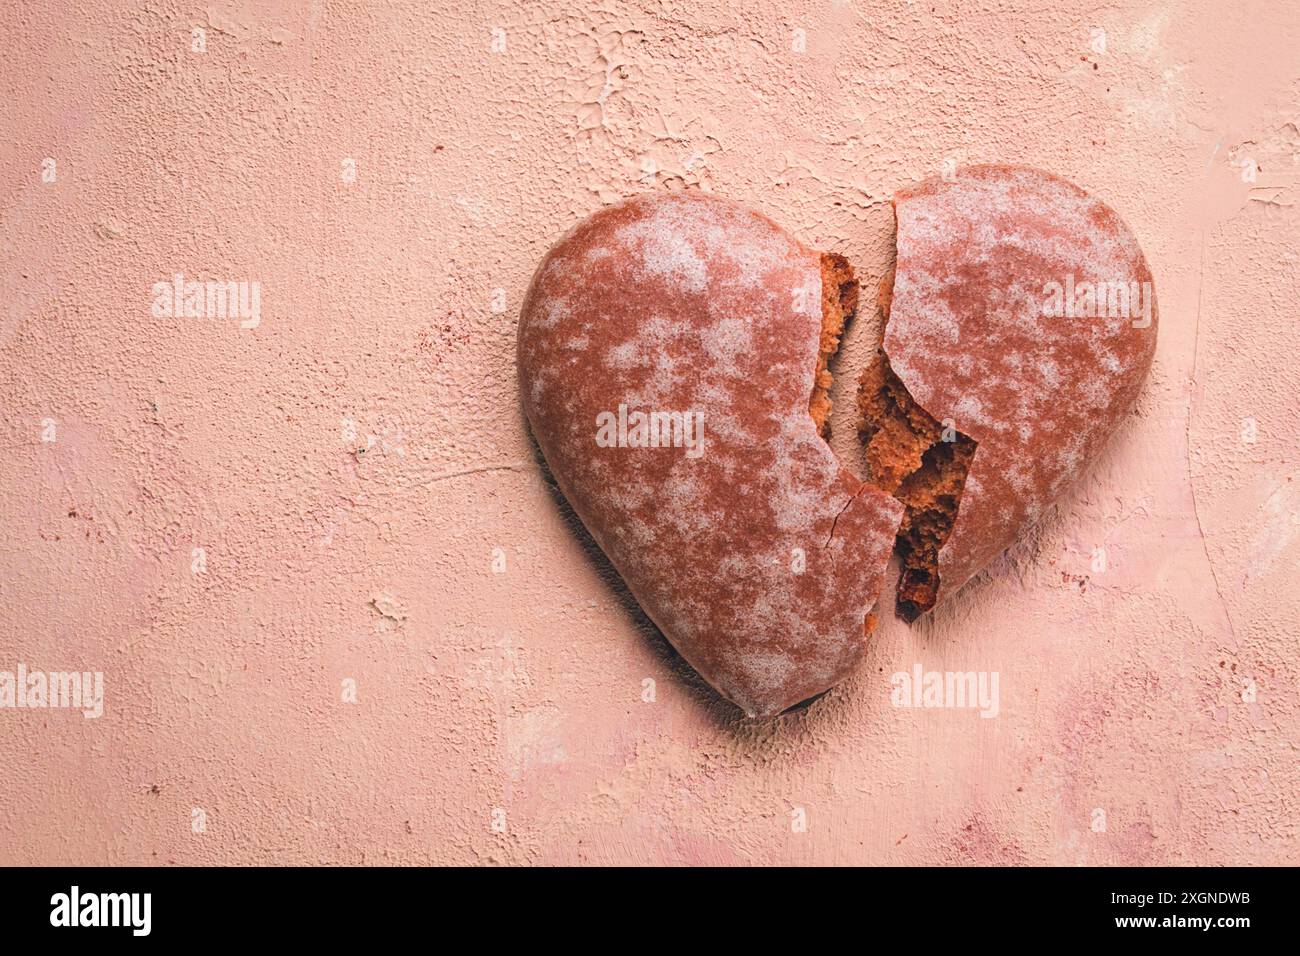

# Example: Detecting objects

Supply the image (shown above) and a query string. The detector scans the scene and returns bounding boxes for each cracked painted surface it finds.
[0,1,1296,865]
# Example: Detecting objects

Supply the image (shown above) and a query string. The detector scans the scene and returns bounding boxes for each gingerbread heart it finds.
[858,165,1158,620]
[518,168,1157,716]
[518,192,903,717]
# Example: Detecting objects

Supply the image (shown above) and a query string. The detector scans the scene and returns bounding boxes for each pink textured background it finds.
[1,1,1296,865]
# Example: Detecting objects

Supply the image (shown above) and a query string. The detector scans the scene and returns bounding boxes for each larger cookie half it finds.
[519,192,903,717]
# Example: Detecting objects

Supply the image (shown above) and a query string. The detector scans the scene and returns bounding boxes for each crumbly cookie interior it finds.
[857,267,977,622]
[809,253,858,437]
[808,251,975,624]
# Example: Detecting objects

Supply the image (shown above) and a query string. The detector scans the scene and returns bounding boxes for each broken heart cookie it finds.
[858,164,1158,620]
[518,192,903,717]
[519,169,1158,715]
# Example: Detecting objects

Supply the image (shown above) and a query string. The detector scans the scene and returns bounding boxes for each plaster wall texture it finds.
[0,0,1296,865]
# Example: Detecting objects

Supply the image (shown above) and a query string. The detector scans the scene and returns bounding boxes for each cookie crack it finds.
[823,481,867,550]
[856,266,977,622]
